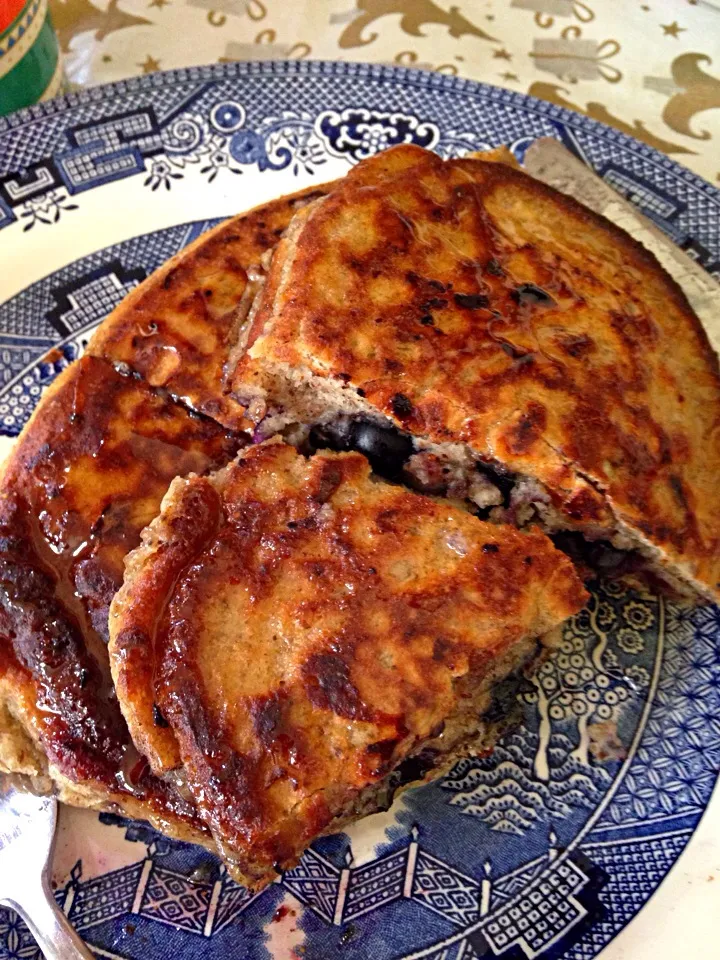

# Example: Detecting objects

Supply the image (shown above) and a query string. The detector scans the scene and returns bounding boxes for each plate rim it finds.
[1,58,719,205]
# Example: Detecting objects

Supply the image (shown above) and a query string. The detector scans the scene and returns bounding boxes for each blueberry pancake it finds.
[108,440,587,888]
[3,137,715,889]
[87,184,332,431]
[232,147,720,602]
[88,144,438,430]
[0,145,452,840]
[0,355,239,843]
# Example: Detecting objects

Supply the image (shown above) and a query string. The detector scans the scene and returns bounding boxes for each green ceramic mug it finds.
[0,0,65,116]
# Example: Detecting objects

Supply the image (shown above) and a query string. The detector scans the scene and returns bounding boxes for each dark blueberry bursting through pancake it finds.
[386,749,439,792]
[306,417,659,589]
[550,532,642,581]
[309,417,516,507]
[381,670,530,803]
[390,393,414,419]
[309,418,413,479]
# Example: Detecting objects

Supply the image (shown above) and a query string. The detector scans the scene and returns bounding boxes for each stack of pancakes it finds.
[1,145,718,888]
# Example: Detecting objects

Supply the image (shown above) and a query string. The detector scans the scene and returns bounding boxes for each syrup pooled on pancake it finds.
[233,147,720,601]
[88,144,440,431]
[109,440,586,887]
[87,186,333,431]
[0,147,448,838]
[0,355,239,840]
[2,140,715,888]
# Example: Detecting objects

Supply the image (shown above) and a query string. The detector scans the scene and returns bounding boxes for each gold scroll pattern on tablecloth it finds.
[48,0,720,183]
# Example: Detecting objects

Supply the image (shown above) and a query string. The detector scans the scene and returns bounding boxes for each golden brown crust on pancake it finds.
[0,354,239,838]
[235,150,720,600]
[109,441,586,886]
[109,475,223,775]
[90,146,443,422]
[1,145,594,867]
[343,142,443,183]
[88,184,337,430]
[0,660,50,783]
[468,145,521,168]
[1,154,444,843]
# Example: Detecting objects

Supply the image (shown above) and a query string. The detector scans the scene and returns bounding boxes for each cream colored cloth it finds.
[50,0,720,184]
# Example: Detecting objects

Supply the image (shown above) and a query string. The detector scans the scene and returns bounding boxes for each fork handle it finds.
[1,876,94,960]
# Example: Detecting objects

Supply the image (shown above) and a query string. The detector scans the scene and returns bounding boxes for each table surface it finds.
[48,0,720,185]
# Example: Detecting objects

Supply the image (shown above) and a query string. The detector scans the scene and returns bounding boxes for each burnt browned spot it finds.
[433,637,452,661]
[302,652,371,722]
[505,403,547,455]
[421,297,449,311]
[511,284,554,306]
[390,393,414,419]
[486,258,504,277]
[621,431,659,474]
[454,292,490,310]
[669,474,688,509]
[558,333,595,358]
[610,311,658,347]
[312,463,343,504]
[251,694,286,746]
[376,509,401,534]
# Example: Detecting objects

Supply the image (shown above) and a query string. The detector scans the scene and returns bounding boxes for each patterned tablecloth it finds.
[48,0,720,185]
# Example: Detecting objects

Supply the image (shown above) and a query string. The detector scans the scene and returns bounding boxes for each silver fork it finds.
[0,778,94,959]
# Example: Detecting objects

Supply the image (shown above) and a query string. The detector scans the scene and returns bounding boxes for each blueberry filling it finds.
[309,418,414,479]
[550,532,641,579]
[387,749,439,791]
[479,462,514,505]
[308,417,648,587]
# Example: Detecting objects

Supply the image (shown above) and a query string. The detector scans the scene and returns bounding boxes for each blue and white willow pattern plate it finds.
[0,61,718,960]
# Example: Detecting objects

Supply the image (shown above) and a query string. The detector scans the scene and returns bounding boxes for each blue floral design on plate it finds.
[0,61,718,960]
